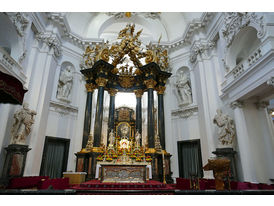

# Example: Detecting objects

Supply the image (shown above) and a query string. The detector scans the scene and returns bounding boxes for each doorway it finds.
[177,139,203,178]
[40,136,70,178]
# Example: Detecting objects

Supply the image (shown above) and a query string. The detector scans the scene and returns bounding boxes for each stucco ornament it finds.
[213,109,236,147]
[222,12,265,48]
[11,103,37,145]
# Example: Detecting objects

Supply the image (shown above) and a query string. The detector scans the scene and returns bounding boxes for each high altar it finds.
[75,24,173,183]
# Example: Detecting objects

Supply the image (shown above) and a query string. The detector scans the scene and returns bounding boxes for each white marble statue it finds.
[109,129,115,146]
[57,65,73,100]
[213,109,236,147]
[175,70,192,106]
[135,131,141,148]
[11,103,37,145]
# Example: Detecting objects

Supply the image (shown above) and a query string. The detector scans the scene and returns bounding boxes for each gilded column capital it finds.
[230,101,244,110]
[95,77,108,87]
[108,88,118,96]
[134,89,144,98]
[85,83,96,92]
[156,85,166,95]
[144,79,157,89]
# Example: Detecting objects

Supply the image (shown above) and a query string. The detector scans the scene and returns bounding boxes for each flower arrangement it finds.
[112,154,118,159]
[96,155,104,161]
[136,157,142,162]
[145,155,152,162]
[106,156,113,161]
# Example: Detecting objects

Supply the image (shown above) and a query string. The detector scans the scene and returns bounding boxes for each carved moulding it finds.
[49,100,78,116]
[6,12,29,37]
[230,101,244,110]
[189,41,216,63]
[222,12,265,48]
[171,105,198,119]
[35,32,62,57]
[267,77,274,87]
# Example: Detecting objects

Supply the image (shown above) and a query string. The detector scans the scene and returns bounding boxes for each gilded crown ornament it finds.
[82,24,169,73]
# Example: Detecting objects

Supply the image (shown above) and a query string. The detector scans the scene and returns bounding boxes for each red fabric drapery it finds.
[0,70,27,105]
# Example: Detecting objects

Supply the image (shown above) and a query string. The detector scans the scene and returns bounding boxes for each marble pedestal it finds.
[212,148,237,181]
[2,144,31,179]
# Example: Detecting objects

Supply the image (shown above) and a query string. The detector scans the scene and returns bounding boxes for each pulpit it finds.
[203,158,231,190]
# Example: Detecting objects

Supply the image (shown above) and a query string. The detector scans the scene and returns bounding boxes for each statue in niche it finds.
[213,109,236,147]
[11,103,37,145]
[57,65,73,101]
[175,70,192,106]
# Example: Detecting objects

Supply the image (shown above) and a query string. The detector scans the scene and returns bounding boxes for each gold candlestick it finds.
[162,150,166,184]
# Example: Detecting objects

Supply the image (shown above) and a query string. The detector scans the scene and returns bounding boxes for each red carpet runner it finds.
[71,180,175,195]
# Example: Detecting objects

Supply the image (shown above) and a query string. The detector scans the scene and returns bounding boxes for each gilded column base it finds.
[145,148,156,154]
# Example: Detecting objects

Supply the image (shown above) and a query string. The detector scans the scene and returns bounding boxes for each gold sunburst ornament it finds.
[125,12,132,18]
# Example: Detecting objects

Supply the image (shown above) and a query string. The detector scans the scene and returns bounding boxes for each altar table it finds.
[95,162,152,183]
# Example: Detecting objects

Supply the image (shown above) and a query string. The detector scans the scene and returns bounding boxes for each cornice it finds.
[49,100,78,116]
[47,12,104,49]
[171,105,198,119]
[46,12,216,53]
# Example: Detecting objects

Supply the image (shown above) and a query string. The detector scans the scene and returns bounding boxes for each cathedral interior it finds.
[0,11,274,195]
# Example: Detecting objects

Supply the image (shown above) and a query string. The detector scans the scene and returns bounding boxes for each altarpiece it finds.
[75,24,173,183]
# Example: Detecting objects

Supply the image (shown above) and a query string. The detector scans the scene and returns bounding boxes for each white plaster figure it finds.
[11,103,37,145]
[213,109,236,147]
[175,70,192,106]
[109,129,115,146]
[135,131,141,148]
[57,65,73,100]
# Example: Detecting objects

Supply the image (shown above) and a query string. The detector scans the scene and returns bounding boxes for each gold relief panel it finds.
[118,76,135,88]
[95,77,108,87]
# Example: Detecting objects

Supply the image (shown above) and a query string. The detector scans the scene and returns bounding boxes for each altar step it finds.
[71,180,175,195]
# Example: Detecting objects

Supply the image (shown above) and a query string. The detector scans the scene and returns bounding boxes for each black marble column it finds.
[135,90,143,145]
[147,87,155,148]
[107,89,117,145]
[157,86,166,150]
[93,78,107,147]
[82,83,95,148]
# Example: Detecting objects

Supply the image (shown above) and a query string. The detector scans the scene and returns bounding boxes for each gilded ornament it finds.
[144,79,157,89]
[134,89,144,98]
[108,88,118,96]
[95,77,108,87]
[156,85,166,94]
[85,83,96,92]
[119,76,135,88]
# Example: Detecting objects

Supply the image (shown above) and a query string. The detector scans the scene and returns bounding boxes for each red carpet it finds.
[71,180,175,195]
